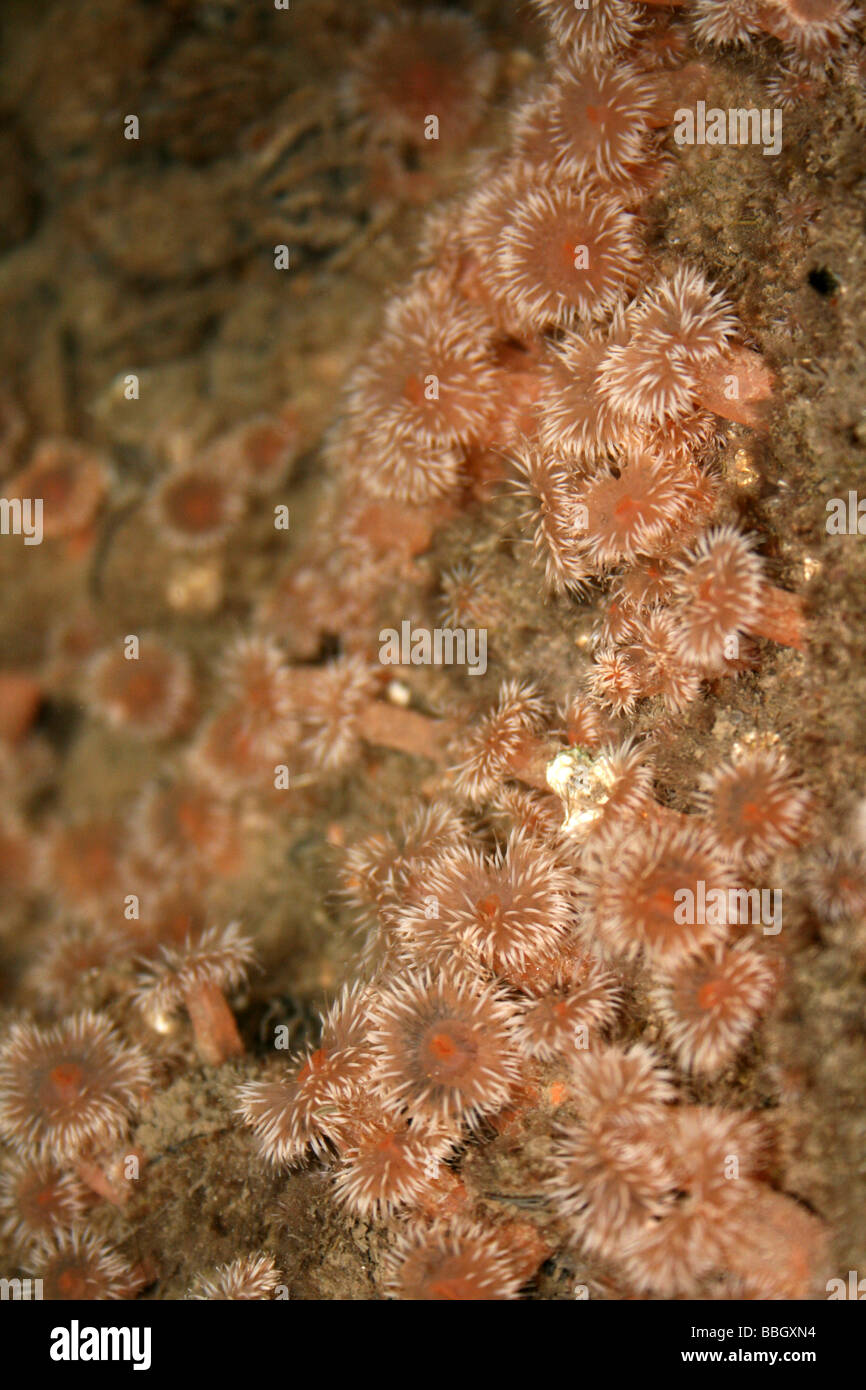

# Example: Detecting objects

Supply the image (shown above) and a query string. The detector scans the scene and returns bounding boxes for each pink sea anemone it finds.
[188,1252,282,1300]
[135,922,255,1066]
[0,1013,150,1164]
[652,942,780,1073]
[369,969,521,1131]
[451,678,551,804]
[30,1227,145,1300]
[332,1114,460,1219]
[494,184,643,332]
[512,446,591,594]
[546,60,661,182]
[698,745,811,866]
[530,0,647,57]
[581,822,735,965]
[385,1216,530,1300]
[346,10,496,149]
[670,526,765,667]
[85,636,193,739]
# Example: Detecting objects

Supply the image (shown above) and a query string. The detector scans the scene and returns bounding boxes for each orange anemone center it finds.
[697,980,726,1011]
[49,1061,85,1102]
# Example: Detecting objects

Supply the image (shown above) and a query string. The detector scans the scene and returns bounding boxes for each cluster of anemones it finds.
[0,1013,152,1292]
[535,0,860,70]
[12,596,449,1063]
[235,711,817,1295]
[230,1,837,1299]
[0,0,851,1303]
[320,2,809,729]
[547,1046,827,1297]
[147,415,300,552]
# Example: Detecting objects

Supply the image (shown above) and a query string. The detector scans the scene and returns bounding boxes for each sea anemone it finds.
[0,1012,150,1164]
[804,844,866,921]
[577,453,691,567]
[206,414,301,495]
[369,969,521,1131]
[344,273,498,449]
[85,636,193,739]
[188,1252,282,1300]
[596,596,641,647]
[237,984,372,1167]
[635,17,690,69]
[346,10,496,149]
[396,828,576,976]
[618,1105,767,1295]
[698,745,811,866]
[451,677,551,805]
[218,635,299,759]
[559,694,611,751]
[548,1111,675,1258]
[151,461,245,550]
[760,0,860,63]
[690,0,765,47]
[581,822,736,965]
[536,323,630,466]
[341,801,466,925]
[384,1216,529,1300]
[300,655,379,771]
[724,1186,830,1299]
[628,608,704,712]
[0,1156,90,1251]
[764,65,825,107]
[514,956,623,1061]
[30,1227,145,1300]
[236,1047,358,1168]
[188,704,286,793]
[131,776,243,881]
[669,526,765,667]
[135,922,255,1066]
[332,1114,460,1219]
[530,0,647,57]
[340,830,397,921]
[546,1044,677,1256]
[46,817,127,917]
[636,411,723,468]
[546,60,661,182]
[9,438,109,539]
[570,1042,678,1123]
[652,942,780,1074]
[25,921,125,1007]
[439,560,502,630]
[493,184,643,332]
[585,646,641,716]
[132,889,209,959]
[597,267,737,423]
[356,425,465,504]
[318,982,375,1077]
[459,162,535,329]
[490,785,568,844]
[511,446,590,594]
[610,558,677,614]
